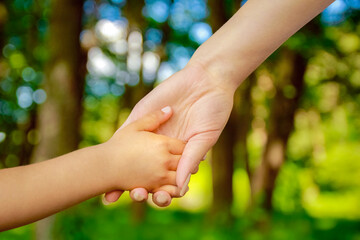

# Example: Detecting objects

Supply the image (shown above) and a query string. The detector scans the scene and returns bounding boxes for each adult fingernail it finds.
[134,192,145,202]
[102,195,110,205]
[161,106,171,114]
[156,193,168,205]
[202,153,207,160]
[180,174,191,197]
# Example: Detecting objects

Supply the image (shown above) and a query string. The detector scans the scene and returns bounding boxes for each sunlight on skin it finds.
[105,0,335,207]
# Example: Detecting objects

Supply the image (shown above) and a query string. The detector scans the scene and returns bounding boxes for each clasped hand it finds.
[104,62,234,207]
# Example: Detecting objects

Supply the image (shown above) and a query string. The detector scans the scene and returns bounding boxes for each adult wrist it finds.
[187,53,242,95]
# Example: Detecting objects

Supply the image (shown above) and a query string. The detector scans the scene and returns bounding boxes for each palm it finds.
[105,64,234,205]
[125,65,234,186]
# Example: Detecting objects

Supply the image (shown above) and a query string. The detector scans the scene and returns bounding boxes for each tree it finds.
[30,0,85,238]
[208,0,253,224]
[251,48,307,210]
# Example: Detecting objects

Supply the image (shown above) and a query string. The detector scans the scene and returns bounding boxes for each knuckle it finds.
[144,117,154,126]
[156,171,169,183]
[163,157,171,168]
[149,113,158,121]
[191,164,199,174]
[149,112,161,122]
[156,138,168,150]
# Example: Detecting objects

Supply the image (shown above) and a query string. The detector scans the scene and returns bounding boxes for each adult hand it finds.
[104,62,235,206]
[103,0,334,207]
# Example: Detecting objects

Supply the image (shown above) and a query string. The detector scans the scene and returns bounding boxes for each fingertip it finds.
[176,170,188,189]
[135,106,173,132]
[153,191,172,207]
[130,188,148,202]
[180,174,191,197]
[192,165,199,174]
[160,106,173,122]
[161,106,172,115]
[176,156,192,188]
[104,191,123,204]
[102,195,110,205]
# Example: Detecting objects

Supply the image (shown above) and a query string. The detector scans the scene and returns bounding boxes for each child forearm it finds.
[0,107,184,231]
[0,145,110,231]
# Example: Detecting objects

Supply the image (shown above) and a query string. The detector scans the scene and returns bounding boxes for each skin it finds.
[105,0,335,206]
[0,107,185,231]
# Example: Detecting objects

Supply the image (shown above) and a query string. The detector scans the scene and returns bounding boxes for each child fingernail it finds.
[161,106,171,114]
[134,192,144,201]
[180,174,191,197]
[202,153,207,160]
[156,193,168,205]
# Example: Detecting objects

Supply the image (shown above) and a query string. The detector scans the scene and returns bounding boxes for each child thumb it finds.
[133,106,172,132]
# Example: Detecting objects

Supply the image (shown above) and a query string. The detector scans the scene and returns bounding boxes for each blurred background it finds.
[0,0,360,239]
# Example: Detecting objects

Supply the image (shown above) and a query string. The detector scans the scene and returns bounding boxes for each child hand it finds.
[100,106,185,193]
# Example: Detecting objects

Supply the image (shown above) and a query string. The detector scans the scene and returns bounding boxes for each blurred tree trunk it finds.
[19,1,42,167]
[250,48,307,210]
[236,76,255,195]
[0,1,7,50]
[207,0,232,225]
[30,0,85,239]
[210,76,253,224]
[211,111,237,224]
[123,0,145,29]
[208,0,253,225]
[0,1,8,166]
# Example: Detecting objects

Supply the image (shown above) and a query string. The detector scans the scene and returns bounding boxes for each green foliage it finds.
[2,199,360,240]
[1,0,360,239]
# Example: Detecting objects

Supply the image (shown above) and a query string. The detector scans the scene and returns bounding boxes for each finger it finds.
[130,188,149,202]
[168,155,181,171]
[152,191,172,207]
[168,138,186,155]
[104,190,124,204]
[153,185,184,198]
[192,164,199,174]
[165,171,177,186]
[131,106,172,132]
[114,112,134,134]
[176,134,215,191]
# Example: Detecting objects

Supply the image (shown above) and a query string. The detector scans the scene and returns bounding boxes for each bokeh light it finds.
[2,0,360,239]
[189,22,212,44]
[143,0,170,23]
[322,0,350,25]
[145,28,163,45]
[87,47,117,77]
[98,3,122,21]
[142,51,160,83]
[16,86,33,109]
[21,67,36,82]
[0,132,6,143]
[95,19,127,43]
[157,62,176,82]
[33,89,47,104]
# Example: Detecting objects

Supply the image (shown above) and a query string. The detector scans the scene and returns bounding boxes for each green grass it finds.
[1,198,360,240]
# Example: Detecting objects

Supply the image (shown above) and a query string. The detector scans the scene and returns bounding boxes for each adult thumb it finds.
[176,135,215,195]
[132,106,172,132]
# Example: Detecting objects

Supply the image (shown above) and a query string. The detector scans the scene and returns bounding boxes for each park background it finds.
[0,0,360,239]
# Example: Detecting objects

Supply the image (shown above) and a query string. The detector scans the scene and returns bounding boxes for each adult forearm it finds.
[0,145,110,231]
[189,0,334,91]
